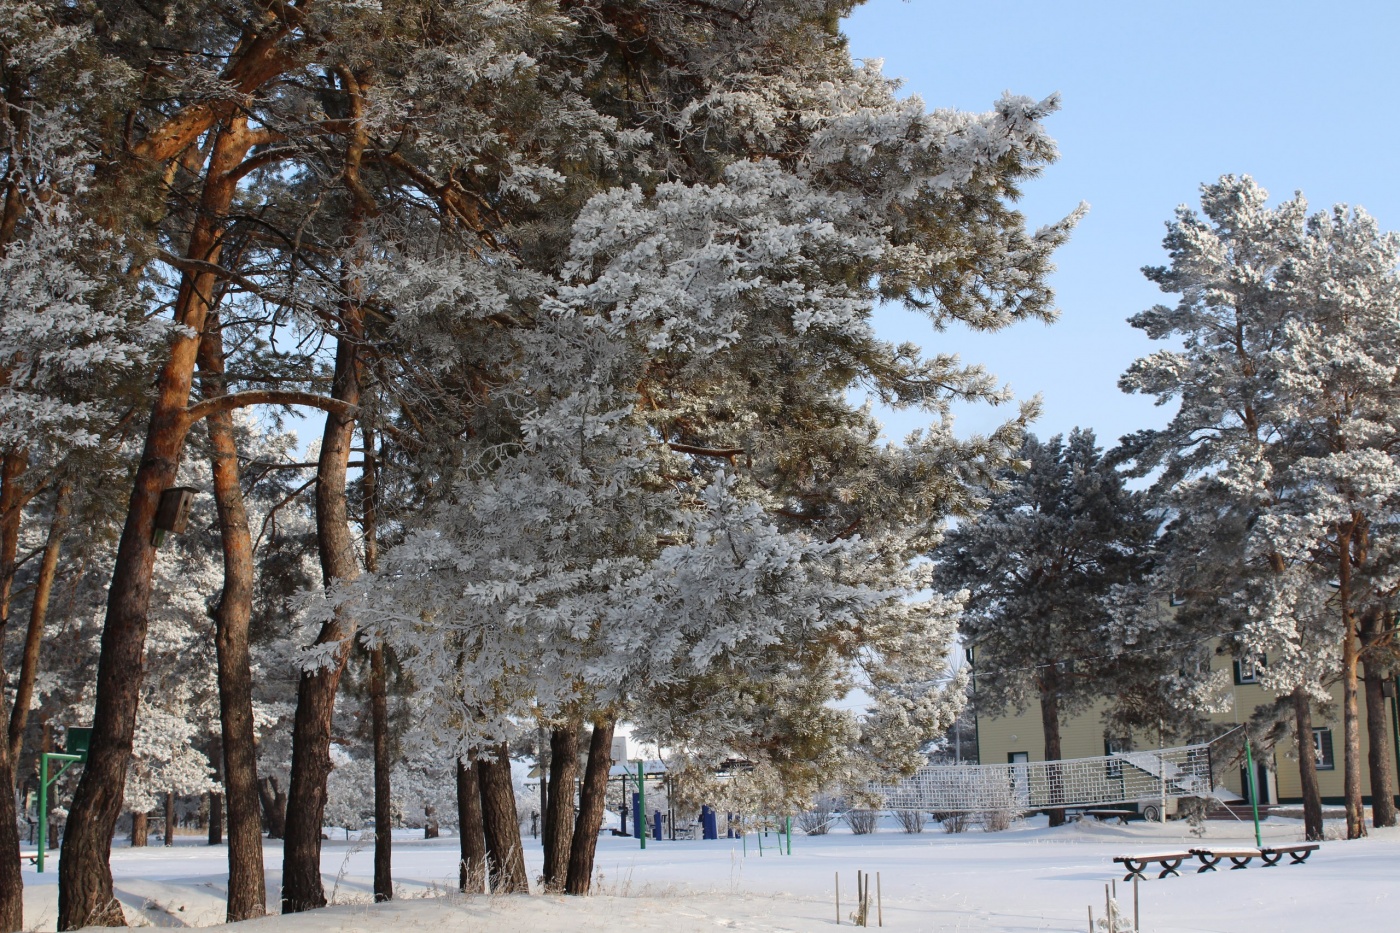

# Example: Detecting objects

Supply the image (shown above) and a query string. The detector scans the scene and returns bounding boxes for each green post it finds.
[1245,736,1262,848]
[637,760,645,851]
[36,746,86,873]
[786,815,792,855]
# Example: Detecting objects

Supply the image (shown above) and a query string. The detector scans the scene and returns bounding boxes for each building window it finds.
[1234,655,1265,685]
[1105,738,1130,780]
[1313,728,1335,770]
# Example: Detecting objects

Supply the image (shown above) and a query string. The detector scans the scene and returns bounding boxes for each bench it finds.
[1081,809,1138,824]
[1259,843,1319,866]
[1190,843,1319,871]
[1114,851,1193,880]
[1189,846,1261,871]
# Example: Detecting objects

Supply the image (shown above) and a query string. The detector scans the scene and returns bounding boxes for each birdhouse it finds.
[152,486,199,546]
[64,726,92,762]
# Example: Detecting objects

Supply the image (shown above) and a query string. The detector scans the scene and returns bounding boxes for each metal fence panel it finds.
[874,744,1213,812]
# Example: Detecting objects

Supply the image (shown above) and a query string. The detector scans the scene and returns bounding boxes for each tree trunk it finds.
[1292,687,1325,841]
[281,70,372,912]
[279,366,361,911]
[538,725,549,846]
[1359,609,1397,828]
[1038,670,1066,828]
[478,742,527,894]
[0,453,28,931]
[208,791,223,846]
[566,717,615,895]
[7,482,68,770]
[59,112,256,932]
[542,722,579,890]
[1338,521,1367,839]
[1363,663,1397,827]
[362,427,392,903]
[455,758,486,893]
[258,777,286,839]
[164,791,176,846]
[198,312,267,920]
[130,813,147,848]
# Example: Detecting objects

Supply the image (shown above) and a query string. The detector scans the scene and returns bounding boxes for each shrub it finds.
[893,809,926,833]
[978,806,1017,832]
[844,809,878,835]
[933,810,971,833]
[797,796,837,836]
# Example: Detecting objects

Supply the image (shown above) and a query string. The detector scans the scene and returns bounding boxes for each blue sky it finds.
[843,0,1400,451]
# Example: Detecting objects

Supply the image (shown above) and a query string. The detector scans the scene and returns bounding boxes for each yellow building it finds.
[973,648,1400,807]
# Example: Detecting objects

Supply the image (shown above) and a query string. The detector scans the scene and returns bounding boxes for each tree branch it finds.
[184,391,359,426]
[667,442,745,459]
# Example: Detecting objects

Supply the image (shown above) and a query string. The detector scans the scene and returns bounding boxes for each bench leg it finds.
[1122,860,1147,882]
[1228,856,1253,870]
[1260,853,1282,867]
[1158,859,1183,879]
[1196,855,1221,873]
[1289,853,1312,864]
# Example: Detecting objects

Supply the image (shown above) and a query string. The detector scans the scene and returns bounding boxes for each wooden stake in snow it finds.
[876,871,883,927]
[835,871,840,925]
[1133,876,1139,932]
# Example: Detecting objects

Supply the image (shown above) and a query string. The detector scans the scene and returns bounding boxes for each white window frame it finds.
[1313,727,1335,770]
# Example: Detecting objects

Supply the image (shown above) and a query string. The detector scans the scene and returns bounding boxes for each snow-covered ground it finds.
[23,815,1398,931]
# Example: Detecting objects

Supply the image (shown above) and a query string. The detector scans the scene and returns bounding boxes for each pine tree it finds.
[1119,175,1400,839]
[933,430,1156,826]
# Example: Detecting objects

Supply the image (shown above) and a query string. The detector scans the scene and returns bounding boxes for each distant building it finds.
[973,645,1400,808]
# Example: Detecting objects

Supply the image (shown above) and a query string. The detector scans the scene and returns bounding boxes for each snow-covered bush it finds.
[844,809,878,835]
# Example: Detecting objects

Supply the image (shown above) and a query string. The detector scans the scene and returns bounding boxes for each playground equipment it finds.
[38,726,90,872]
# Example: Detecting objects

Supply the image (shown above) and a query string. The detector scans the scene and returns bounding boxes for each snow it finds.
[23,816,1400,931]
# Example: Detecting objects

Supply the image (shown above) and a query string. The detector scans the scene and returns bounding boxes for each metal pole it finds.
[786,815,792,855]
[1159,720,1167,823]
[637,760,646,850]
[1245,736,1262,847]
[37,753,47,874]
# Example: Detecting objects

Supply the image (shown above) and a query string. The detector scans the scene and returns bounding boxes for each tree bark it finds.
[362,426,392,902]
[0,452,29,930]
[208,791,223,846]
[566,717,615,895]
[455,758,486,893]
[1038,669,1066,828]
[59,112,256,932]
[7,482,66,772]
[279,357,361,912]
[280,67,372,914]
[478,742,527,894]
[1359,609,1397,828]
[258,777,286,839]
[198,311,267,920]
[130,813,147,848]
[542,722,579,890]
[1292,687,1325,841]
[1363,663,1397,827]
[1338,520,1367,839]
[164,791,176,846]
